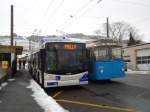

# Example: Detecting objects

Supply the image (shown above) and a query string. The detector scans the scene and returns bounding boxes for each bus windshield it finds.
[45,43,87,74]
[58,50,86,73]
[46,51,57,72]
[112,48,122,59]
[93,47,122,60]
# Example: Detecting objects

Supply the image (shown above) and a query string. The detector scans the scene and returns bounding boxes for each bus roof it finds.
[86,38,122,48]
[40,36,85,44]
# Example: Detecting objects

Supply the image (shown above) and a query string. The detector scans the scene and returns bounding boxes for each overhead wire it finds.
[58,0,102,31]
[29,0,58,36]
[57,0,94,30]
[29,0,101,36]
[35,0,55,29]
[38,0,64,33]
[58,0,150,32]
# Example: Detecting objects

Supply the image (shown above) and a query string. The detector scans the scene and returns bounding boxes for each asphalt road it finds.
[46,73,150,112]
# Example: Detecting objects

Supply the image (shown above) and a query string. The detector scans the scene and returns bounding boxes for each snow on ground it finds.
[8,79,16,82]
[0,79,15,91]
[27,79,68,112]
[0,82,8,91]
[1,82,8,87]
[126,69,150,75]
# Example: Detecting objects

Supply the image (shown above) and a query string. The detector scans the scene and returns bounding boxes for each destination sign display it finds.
[46,42,85,50]
[64,44,77,50]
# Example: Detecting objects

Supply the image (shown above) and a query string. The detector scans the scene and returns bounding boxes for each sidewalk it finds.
[0,70,44,112]
[0,68,7,84]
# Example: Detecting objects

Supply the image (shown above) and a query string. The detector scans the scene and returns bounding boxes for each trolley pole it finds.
[10,5,14,46]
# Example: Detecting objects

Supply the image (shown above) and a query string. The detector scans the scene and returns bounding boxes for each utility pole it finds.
[106,17,112,59]
[106,17,109,38]
[10,5,14,46]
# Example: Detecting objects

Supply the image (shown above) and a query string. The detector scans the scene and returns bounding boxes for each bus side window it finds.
[40,49,46,71]
[86,49,90,59]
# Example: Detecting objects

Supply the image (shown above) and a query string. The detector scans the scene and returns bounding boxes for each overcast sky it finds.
[1,0,150,42]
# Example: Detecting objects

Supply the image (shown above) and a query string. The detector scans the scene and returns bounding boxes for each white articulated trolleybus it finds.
[28,36,88,88]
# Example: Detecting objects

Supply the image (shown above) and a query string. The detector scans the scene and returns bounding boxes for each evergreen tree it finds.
[128,32,136,46]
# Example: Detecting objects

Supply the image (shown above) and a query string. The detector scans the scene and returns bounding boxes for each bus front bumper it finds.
[45,80,88,87]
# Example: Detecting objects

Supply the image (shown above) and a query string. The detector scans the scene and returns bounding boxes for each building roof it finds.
[0,45,23,55]
[86,38,121,48]
[123,42,150,49]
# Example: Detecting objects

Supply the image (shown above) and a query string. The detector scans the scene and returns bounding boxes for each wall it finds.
[123,43,150,71]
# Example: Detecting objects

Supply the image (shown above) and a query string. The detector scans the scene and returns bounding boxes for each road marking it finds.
[56,99,135,112]
[52,91,63,98]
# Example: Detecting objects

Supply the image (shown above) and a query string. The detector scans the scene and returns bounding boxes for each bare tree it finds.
[94,29,101,36]
[98,21,142,42]
[108,22,130,41]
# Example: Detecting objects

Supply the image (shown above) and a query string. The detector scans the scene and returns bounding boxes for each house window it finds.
[136,56,150,64]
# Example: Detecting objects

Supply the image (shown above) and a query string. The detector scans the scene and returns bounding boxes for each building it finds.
[0,45,23,77]
[123,43,150,71]
[0,36,39,57]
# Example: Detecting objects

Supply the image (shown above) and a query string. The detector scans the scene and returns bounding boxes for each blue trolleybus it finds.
[28,36,88,88]
[87,39,126,80]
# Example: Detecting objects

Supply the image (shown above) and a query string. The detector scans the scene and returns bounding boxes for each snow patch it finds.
[0,82,8,91]
[126,69,150,75]
[1,82,8,87]
[8,79,16,81]
[126,69,133,72]
[27,79,68,112]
